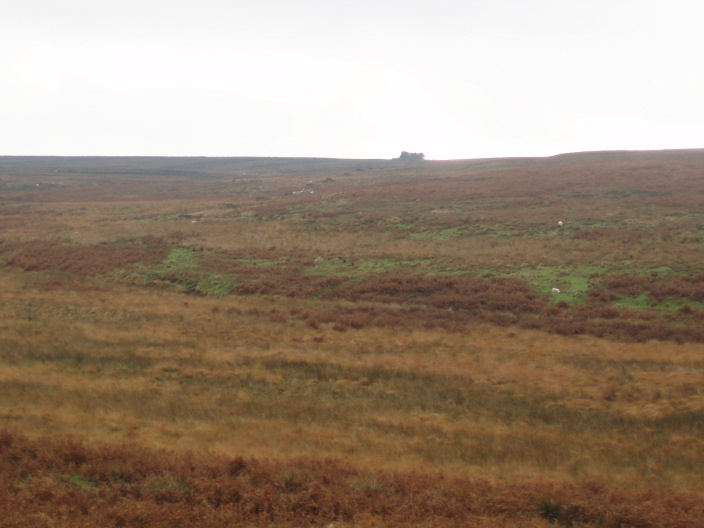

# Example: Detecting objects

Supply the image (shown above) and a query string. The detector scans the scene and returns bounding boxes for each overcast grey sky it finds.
[2,1,703,159]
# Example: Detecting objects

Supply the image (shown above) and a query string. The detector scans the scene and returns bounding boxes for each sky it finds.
[2,1,703,160]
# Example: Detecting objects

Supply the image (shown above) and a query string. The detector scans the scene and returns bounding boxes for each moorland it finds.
[1,150,703,527]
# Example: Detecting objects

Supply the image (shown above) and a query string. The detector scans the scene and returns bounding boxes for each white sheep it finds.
[557,221,564,227]
[551,288,560,294]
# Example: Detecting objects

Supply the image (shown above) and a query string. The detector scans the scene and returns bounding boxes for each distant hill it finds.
[0,156,395,178]
[0,149,702,179]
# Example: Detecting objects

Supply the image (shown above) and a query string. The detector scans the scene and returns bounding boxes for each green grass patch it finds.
[69,473,98,491]
[195,274,236,297]
[615,294,704,313]
[487,266,610,305]
[614,294,651,311]
[115,247,236,296]
[161,247,198,270]
[645,266,677,277]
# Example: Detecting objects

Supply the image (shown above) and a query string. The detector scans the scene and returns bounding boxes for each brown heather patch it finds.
[602,273,704,303]
[2,429,704,528]
[1,239,168,275]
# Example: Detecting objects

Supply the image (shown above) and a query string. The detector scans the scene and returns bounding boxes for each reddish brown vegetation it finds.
[328,274,542,312]
[224,269,704,342]
[2,430,702,528]
[603,273,704,303]
[4,236,703,341]
[534,306,704,343]
[1,240,168,276]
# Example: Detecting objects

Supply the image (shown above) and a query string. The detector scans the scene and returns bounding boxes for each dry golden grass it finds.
[1,266,703,492]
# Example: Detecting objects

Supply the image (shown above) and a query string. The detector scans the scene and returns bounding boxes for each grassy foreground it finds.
[1,151,703,526]
[3,429,703,528]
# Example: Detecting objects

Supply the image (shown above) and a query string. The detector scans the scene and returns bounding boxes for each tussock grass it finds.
[1,274,703,489]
